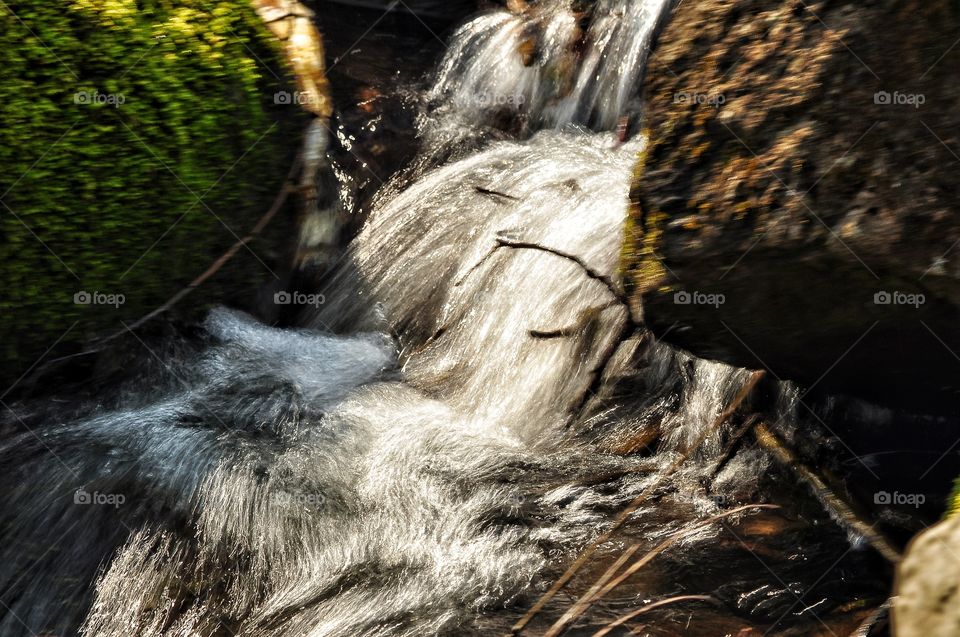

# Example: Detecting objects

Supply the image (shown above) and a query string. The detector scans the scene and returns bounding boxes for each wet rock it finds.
[622,0,960,412]
[895,513,960,636]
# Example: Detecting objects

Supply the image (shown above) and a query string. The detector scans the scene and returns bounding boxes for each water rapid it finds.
[0,1,892,635]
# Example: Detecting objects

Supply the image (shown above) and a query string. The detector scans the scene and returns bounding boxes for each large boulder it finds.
[622,0,960,412]
[0,1,305,388]
[895,512,960,636]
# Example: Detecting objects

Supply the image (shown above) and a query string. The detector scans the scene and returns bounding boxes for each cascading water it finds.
[421,0,671,147]
[0,1,892,635]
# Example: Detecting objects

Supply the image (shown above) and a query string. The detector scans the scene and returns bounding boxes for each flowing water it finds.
[1,1,898,635]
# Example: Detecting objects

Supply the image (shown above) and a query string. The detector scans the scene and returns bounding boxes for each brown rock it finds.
[623,0,960,411]
[895,514,960,636]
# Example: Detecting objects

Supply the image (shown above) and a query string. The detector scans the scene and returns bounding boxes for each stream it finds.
[0,1,934,635]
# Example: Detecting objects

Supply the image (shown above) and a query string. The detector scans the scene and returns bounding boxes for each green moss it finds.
[620,138,668,296]
[947,477,960,518]
[0,1,302,381]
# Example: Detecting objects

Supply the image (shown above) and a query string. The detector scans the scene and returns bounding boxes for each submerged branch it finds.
[456,234,633,321]
[475,186,521,202]
[530,301,621,339]
[753,422,902,564]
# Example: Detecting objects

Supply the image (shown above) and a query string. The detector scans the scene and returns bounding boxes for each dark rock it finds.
[623,0,960,413]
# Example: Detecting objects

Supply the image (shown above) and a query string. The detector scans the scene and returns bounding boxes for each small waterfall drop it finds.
[421,0,672,145]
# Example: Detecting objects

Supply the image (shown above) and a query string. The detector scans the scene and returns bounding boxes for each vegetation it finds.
[0,0,302,381]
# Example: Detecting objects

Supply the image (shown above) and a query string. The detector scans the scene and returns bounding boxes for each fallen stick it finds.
[753,422,902,563]
[704,412,762,481]
[493,236,629,308]
[475,186,520,201]
[510,369,766,635]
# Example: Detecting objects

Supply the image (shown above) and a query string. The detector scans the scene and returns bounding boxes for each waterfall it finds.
[421,0,673,147]
[0,2,878,636]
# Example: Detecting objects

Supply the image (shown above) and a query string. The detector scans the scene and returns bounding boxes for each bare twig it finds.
[456,234,632,317]
[530,301,621,339]
[570,314,634,420]
[494,236,629,308]
[704,412,762,481]
[475,186,520,201]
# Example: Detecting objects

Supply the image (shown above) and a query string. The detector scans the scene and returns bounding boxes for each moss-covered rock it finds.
[0,0,304,386]
[622,0,960,411]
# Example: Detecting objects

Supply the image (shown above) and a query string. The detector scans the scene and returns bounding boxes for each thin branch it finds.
[530,301,621,339]
[494,236,629,309]
[475,186,520,201]
[456,235,632,320]
[571,315,634,420]
[530,327,581,339]
[704,412,762,481]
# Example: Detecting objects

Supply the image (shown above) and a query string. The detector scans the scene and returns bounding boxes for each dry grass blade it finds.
[545,504,779,636]
[509,370,766,635]
[545,542,642,632]
[592,595,715,637]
